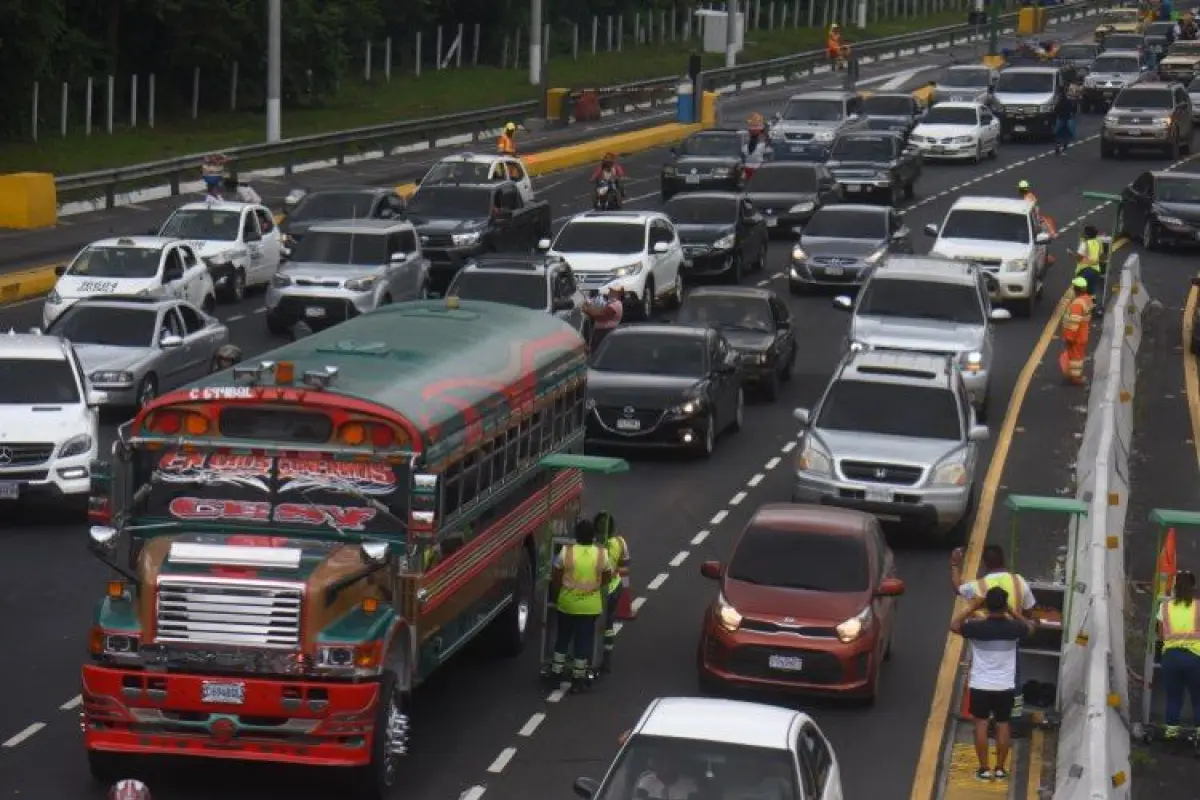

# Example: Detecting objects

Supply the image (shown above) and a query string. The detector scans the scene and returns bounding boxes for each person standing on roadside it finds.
[1053,83,1078,155]
[584,284,624,353]
[545,519,611,691]
[1059,276,1095,386]
[1159,569,1200,740]
[952,588,1036,783]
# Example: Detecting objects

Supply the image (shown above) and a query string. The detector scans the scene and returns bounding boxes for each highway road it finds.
[2,16,1168,800]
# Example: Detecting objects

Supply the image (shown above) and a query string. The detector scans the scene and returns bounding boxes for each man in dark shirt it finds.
[1053,90,1078,155]
[951,587,1035,782]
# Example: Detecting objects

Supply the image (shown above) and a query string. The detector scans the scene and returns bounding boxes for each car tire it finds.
[485,546,535,658]
[136,375,158,409]
[87,750,130,785]
[726,253,743,285]
[753,247,767,272]
[665,272,683,309]
[1013,293,1036,319]
[781,346,796,382]
[1144,219,1159,251]
[637,279,655,320]
[222,268,246,303]
[972,143,983,164]
[904,178,917,200]
[1184,129,1194,155]
[202,295,216,314]
[730,388,744,432]
[348,670,407,800]
[762,370,780,402]
[694,414,716,459]
[1169,135,1182,160]
[977,387,991,425]
[890,183,903,207]
[947,485,978,547]
[1116,204,1129,238]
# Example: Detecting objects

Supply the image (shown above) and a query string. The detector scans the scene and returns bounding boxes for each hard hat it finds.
[747,112,764,125]
[1017,180,1031,190]
[603,151,616,160]
[831,22,840,29]
[109,780,152,800]
[1072,276,1089,289]
[504,122,516,133]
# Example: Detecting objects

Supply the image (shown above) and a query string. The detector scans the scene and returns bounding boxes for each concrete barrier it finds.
[0,173,57,230]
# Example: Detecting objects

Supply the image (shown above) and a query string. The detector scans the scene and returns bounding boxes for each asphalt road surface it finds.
[4,18,1169,800]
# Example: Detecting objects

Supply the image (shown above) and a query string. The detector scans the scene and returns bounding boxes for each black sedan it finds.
[661,129,752,201]
[788,205,913,293]
[1118,170,1200,250]
[863,92,925,139]
[675,286,797,400]
[279,186,406,248]
[743,162,841,237]
[586,325,744,457]
[664,192,769,283]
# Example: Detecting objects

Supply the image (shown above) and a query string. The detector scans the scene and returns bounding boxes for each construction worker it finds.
[1059,277,1095,386]
[1159,570,1200,740]
[497,122,518,155]
[950,544,1037,718]
[827,24,844,68]
[1018,179,1057,240]
[548,518,611,690]
[596,511,630,674]
[1074,225,1106,302]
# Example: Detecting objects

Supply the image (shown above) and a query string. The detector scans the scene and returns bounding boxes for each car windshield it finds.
[781,99,844,121]
[921,106,979,126]
[1114,88,1173,108]
[48,306,158,347]
[405,186,491,218]
[0,358,80,404]
[1057,45,1096,60]
[288,192,376,221]
[818,379,962,440]
[290,231,389,265]
[831,136,896,161]
[677,296,773,332]
[728,525,869,591]
[996,72,1055,93]
[65,246,161,279]
[592,333,707,377]
[553,221,645,254]
[1104,35,1143,50]
[939,69,989,88]
[679,133,743,156]
[595,734,799,800]
[422,161,497,184]
[940,209,1030,243]
[448,271,546,310]
[664,197,737,225]
[804,209,886,239]
[857,278,984,324]
[1156,177,1200,203]
[1091,55,1141,72]
[863,95,913,115]
[158,208,241,241]
[746,165,818,192]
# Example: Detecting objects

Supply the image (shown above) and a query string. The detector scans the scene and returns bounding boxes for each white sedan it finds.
[909,102,1000,163]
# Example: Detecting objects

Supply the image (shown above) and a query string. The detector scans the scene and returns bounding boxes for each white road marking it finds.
[254,307,267,314]
[487,746,517,773]
[781,441,796,453]
[646,572,669,591]
[747,473,764,487]
[756,279,770,286]
[669,550,689,567]
[462,787,487,800]
[765,456,781,470]
[3,722,45,748]
[226,314,245,322]
[59,695,81,711]
[546,687,567,703]
[710,509,728,525]
[729,491,746,506]
[518,712,546,737]
[612,621,624,635]
[631,596,647,613]
[691,530,710,545]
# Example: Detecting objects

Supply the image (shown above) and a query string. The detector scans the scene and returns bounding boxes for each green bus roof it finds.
[178,300,588,455]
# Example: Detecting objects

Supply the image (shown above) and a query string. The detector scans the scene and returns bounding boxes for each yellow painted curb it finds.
[0,266,61,306]
[981,54,1007,68]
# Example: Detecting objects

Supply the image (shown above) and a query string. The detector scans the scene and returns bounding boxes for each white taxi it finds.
[909,102,1001,162]
[416,153,534,203]
[43,237,215,328]
[156,201,283,302]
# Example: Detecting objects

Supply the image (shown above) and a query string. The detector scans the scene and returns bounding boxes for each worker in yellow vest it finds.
[548,518,611,690]
[950,544,1037,717]
[1159,570,1200,739]
[595,511,631,674]
[1074,225,1105,304]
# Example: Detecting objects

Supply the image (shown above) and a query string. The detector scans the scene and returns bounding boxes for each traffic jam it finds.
[6,8,1200,800]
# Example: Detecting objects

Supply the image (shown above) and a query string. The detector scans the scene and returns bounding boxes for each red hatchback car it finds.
[697,503,904,703]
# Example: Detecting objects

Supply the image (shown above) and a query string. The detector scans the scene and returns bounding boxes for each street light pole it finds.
[987,0,1000,57]
[725,0,737,68]
[267,0,281,142]
[530,0,543,85]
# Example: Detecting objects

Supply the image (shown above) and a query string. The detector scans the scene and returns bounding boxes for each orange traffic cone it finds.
[615,582,637,620]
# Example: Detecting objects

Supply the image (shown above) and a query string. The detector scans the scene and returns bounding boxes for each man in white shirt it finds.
[634,756,701,799]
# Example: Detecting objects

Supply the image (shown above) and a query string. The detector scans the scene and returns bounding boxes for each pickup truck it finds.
[155,200,283,302]
[824,131,921,206]
[404,181,552,293]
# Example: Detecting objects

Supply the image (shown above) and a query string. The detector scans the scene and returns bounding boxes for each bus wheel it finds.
[487,547,534,658]
[351,670,407,800]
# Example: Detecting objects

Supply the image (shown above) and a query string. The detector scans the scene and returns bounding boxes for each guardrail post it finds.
[85,77,93,136]
[191,67,200,119]
[130,74,138,128]
[30,82,38,142]
[365,41,373,82]
[416,33,423,76]
[617,15,623,51]
[148,74,155,129]
[473,25,480,66]
[573,23,579,59]
[385,38,392,82]
[230,62,238,110]
[105,75,113,135]
[60,82,68,138]
[436,27,443,71]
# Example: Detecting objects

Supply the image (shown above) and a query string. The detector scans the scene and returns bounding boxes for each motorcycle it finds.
[594,178,622,210]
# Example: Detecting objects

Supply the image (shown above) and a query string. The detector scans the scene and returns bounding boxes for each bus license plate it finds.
[865,486,893,503]
[768,655,804,671]
[0,483,18,499]
[201,681,245,705]
[615,419,641,431]
[305,306,326,318]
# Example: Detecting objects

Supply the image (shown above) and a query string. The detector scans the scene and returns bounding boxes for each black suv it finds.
[446,253,588,337]
[1101,82,1195,159]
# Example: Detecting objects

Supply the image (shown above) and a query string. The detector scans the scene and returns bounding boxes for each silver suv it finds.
[791,348,988,539]
[831,256,1010,422]
[931,64,997,106]
[770,91,867,161]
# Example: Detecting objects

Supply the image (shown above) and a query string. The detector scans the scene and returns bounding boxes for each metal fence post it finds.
[458,24,464,67]
[192,67,200,119]
[544,23,550,64]
[230,62,238,110]
[607,16,613,51]
[149,73,155,128]
[106,75,113,135]
[436,27,444,70]
[385,37,392,81]
[365,41,373,81]
[416,32,423,76]
[131,74,138,128]
[473,24,481,65]
[617,15,623,51]
[31,82,38,141]
[85,77,93,136]
[60,82,68,137]
[573,23,579,59]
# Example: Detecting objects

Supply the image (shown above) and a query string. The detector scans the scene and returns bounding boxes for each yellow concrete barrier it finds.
[0,173,57,230]
[0,266,61,306]
[981,54,1006,68]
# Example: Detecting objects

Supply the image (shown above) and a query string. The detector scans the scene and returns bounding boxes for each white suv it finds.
[923,196,1052,317]
[0,335,104,508]
[541,211,684,320]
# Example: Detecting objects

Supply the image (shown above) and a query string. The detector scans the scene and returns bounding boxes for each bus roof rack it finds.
[538,454,630,475]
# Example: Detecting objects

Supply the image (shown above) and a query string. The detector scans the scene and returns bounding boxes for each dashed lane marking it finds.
[546,687,567,704]
[631,596,647,614]
[691,530,710,546]
[781,441,796,453]
[462,787,487,800]
[487,746,517,773]
[747,473,764,487]
[669,550,689,567]
[709,509,728,525]
[646,572,669,591]
[729,491,747,506]
[517,713,545,737]
[2,722,45,748]
[59,695,81,711]
[765,456,781,470]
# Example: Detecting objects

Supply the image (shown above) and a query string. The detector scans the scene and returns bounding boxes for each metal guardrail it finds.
[58,0,1102,207]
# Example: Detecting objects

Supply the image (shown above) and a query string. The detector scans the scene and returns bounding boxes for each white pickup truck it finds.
[156,200,283,302]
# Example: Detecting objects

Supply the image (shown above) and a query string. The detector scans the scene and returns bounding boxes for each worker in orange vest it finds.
[827,24,845,67]
[497,122,518,155]
[1059,277,1094,386]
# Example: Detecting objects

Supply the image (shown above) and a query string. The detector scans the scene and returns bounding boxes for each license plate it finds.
[766,217,778,227]
[932,147,948,154]
[864,486,893,503]
[1128,128,1141,135]
[1104,92,1114,99]
[768,655,804,672]
[0,482,18,500]
[824,266,844,276]
[1013,124,1027,132]
[686,175,701,184]
[845,184,861,193]
[615,418,641,431]
[305,306,326,318]
[201,681,245,705]
[789,144,808,153]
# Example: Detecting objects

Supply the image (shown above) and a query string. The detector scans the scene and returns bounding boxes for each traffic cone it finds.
[615,583,637,621]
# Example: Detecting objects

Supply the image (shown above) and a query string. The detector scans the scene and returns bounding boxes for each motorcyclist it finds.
[590,152,626,209]
[744,114,770,177]
[213,344,243,371]
[109,779,152,800]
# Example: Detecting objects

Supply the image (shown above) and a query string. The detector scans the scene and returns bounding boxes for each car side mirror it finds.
[390,252,409,263]
[280,248,291,262]
[700,560,723,580]
[414,176,422,186]
[876,577,906,597]
[969,424,990,442]
[54,264,68,277]
[88,524,120,554]
[892,227,910,240]
[1035,232,1052,245]
[86,390,108,407]
[574,778,600,799]
[832,295,853,310]
[792,407,811,425]
[990,308,1012,321]
[160,334,184,349]
[537,238,551,251]
[923,223,939,237]
[652,241,670,254]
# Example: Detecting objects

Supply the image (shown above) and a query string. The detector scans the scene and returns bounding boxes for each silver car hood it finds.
[73,343,152,373]
[774,119,842,132]
[809,428,964,469]
[850,315,983,354]
[282,261,384,281]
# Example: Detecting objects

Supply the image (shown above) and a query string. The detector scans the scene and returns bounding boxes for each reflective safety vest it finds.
[1162,600,1200,656]
[1075,238,1103,276]
[497,134,517,155]
[970,572,1021,617]
[558,544,607,615]
[1062,295,1095,343]
[827,32,843,57]
[605,534,630,594]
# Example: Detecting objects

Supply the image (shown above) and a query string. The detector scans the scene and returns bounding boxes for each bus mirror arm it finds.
[89,547,140,584]
[324,561,390,608]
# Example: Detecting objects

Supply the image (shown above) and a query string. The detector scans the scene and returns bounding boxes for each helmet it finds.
[109,780,151,800]
[504,122,516,133]
[602,152,615,162]
[1017,180,1031,191]
[1072,276,1089,290]
[831,23,840,30]
[215,344,242,368]
[1083,224,1098,238]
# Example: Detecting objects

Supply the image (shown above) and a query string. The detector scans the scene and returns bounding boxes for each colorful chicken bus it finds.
[82,299,594,798]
